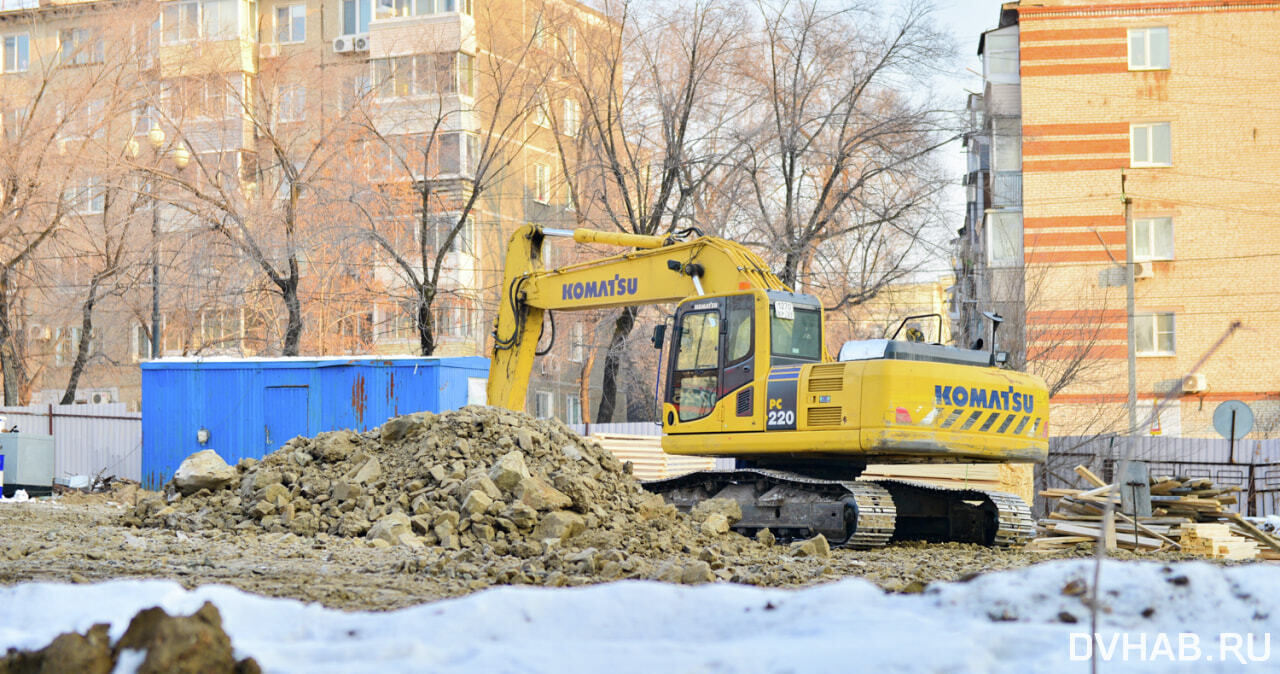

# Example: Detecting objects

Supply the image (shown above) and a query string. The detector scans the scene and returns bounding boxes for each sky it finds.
[929,0,1005,278]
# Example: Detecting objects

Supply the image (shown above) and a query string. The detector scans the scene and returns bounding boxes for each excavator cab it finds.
[660,289,822,432]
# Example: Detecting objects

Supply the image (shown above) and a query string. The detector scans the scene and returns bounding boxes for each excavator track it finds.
[642,469,1033,549]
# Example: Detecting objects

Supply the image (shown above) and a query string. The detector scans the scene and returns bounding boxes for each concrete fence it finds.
[0,403,142,482]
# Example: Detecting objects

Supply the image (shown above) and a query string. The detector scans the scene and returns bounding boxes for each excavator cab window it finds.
[770,301,821,364]
[671,308,721,421]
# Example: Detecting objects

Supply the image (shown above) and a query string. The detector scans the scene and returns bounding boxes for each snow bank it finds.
[2,560,1279,673]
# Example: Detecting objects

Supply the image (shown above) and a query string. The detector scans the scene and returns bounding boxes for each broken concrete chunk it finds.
[789,533,831,559]
[489,451,531,492]
[172,450,236,495]
[691,497,742,525]
[533,510,585,542]
[515,477,572,511]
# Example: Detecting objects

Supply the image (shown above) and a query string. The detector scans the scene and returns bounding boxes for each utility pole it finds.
[151,198,160,360]
[1122,172,1138,436]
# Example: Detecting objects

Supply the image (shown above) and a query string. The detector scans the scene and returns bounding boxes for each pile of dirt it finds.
[125,407,818,586]
[0,602,258,674]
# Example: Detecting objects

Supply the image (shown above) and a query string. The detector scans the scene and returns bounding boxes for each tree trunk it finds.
[417,286,437,356]
[60,280,99,405]
[280,275,302,356]
[0,267,25,405]
[780,247,801,289]
[595,306,637,424]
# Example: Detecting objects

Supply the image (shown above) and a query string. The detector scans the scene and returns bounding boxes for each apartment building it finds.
[960,0,1280,437]
[0,0,603,418]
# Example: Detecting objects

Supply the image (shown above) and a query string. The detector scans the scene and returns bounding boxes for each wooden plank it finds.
[1225,512,1280,553]
[1075,464,1108,488]
[1114,511,1180,550]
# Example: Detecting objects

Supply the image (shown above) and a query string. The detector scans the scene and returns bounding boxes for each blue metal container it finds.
[140,356,489,489]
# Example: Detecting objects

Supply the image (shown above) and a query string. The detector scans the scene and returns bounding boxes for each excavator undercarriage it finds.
[644,467,1034,549]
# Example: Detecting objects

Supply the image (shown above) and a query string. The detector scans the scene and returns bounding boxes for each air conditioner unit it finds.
[1182,373,1208,394]
[88,390,115,404]
[1134,260,1155,279]
[333,34,369,53]
[260,43,281,58]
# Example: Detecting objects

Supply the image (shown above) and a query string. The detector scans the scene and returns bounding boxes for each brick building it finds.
[960,0,1280,437]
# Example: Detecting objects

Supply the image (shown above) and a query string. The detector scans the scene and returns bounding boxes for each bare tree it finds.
[734,0,953,306]
[349,7,548,358]
[556,0,749,422]
[137,48,360,356]
[0,7,151,403]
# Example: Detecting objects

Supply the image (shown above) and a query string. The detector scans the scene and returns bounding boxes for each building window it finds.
[3,34,28,72]
[986,211,1022,267]
[457,52,474,96]
[563,98,579,136]
[162,0,239,44]
[1134,217,1173,260]
[533,162,550,203]
[277,84,306,122]
[133,324,152,361]
[341,0,372,35]
[531,89,549,127]
[535,390,554,419]
[65,176,106,214]
[60,28,104,65]
[275,4,306,43]
[373,52,467,98]
[984,31,1018,77]
[423,213,474,255]
[1131,122,1171,167]
[569,322,585,362]
[1128,27,1169,70]
[163,75,239,120]
[565,395,582,424]
[1135,312,1175,355]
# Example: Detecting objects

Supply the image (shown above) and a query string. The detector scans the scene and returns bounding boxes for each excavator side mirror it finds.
[651,324,666,349]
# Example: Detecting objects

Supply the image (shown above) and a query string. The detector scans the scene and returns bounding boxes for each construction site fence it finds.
[0,403,142,482]
[1042,435,1280,518]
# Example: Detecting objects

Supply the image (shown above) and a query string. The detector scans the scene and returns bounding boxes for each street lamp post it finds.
[135,125,189,360]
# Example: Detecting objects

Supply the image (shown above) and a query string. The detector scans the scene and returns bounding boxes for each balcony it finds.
[991,171,1021,209]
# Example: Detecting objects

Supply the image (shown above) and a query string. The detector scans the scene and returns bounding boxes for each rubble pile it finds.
[125,407,829,586]
[0,602,258,674]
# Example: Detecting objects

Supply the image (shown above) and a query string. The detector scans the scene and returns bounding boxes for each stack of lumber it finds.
[1027,465,1280,560]
[1180,523,1259,561]
[589,433,716,481]
[863,463,1035,506]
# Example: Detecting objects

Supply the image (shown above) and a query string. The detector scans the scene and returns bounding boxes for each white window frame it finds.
[533,162,550,203]
[565,395,582,424]
[534,390,554,419]
[1134,217,1173,261]
[277,83,306,122]
[162,0,238,45]
[1128,27,1169,71]
[1130,122,1171,167]
[3,33,28,73]
[341,0,371,36]
[275,3,306,44]
[1135,312,1175,356]
[563,98,579,137]
[66,176,106,214]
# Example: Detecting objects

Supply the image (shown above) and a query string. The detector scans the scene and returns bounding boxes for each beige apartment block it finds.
[0,0,606,414]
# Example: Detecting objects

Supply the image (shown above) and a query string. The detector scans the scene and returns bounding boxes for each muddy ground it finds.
[0,493,1197,611]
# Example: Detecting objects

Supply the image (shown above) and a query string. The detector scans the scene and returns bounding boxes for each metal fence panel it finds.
[1042,435,1280,518]
[0,404,142,482]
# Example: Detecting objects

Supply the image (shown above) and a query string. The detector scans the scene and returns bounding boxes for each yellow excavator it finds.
[487,224,1048,547]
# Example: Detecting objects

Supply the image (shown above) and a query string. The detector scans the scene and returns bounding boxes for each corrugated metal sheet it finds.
[585,433,716,480]
[0,403,142,481]
[568,422,661,437]
[141,356,489,488]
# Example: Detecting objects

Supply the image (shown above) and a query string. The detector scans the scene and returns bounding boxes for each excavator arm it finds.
[487,224,787,411]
